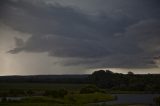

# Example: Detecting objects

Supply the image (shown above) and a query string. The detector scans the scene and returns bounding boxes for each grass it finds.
[106,90,155,94]
[0,83,150,106]
[0,83,88,91]
[64,93,114,104]
[0,103,148,106]
[0,103,96,106]
[0,93,115,106]
[0,83,116,105]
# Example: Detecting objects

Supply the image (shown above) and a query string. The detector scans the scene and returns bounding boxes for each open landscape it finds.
[0,70,160,106]
[0,0,160,106]
[0,83,115,106]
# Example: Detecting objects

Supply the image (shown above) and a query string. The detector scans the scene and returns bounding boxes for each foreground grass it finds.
[64,93,114,104]
[0,83,152,106]
[0,103,109,106]
[26,93,114,104]
[0,103,118,106]
[0,93,115,105]
[0,103,99,106]
[0,103,148,106]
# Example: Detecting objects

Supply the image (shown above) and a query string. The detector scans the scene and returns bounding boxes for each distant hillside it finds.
[1,70,160,92]
[0,75,90,83]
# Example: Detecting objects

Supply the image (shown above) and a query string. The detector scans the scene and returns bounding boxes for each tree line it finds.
[1,70,160,92]
[89,70,160,92]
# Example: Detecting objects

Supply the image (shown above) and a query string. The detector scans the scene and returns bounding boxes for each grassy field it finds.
[0,83,89,91]
[0,83,153,94]
[0,93,115,106]
[0,103,148,106]
[0,83,116,106]
[0,103,111,106]
[0,83,153,106]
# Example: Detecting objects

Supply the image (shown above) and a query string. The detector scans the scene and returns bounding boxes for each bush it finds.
[58,89,68,97]
[44,89,68,98]
[0,92,8,97]
[154,96,160,106]
[80,85,99,94]
[9,89,26,96]
[26,90,34,96]
[1,97,7,102]
[21,96,64,104]
[65,93,115,104]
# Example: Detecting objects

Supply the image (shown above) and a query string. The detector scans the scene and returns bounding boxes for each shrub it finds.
[26,90,34,96]
[1,97,7,102]
[9,89,25,96]
[44,89,68,98]
[154,96,160,106]
[80,85,99,94]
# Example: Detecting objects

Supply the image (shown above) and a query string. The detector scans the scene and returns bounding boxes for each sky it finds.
[0,0,160,75]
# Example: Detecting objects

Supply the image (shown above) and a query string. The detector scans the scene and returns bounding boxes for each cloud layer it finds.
[1,0,160,69]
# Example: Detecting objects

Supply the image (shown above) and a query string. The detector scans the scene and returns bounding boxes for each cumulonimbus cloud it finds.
[1,0,160,68]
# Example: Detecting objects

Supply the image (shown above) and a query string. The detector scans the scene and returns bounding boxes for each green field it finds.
[0,103,112,106]
[0,83,116,106]
[0,83,155,106]
[0,93,115,106]
[0,83,149,94]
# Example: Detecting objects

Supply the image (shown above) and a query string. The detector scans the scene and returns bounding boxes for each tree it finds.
[90,70,115,88]
[127,71,134,75]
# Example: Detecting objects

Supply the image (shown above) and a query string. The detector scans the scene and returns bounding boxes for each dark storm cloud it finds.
[1,0,160,68]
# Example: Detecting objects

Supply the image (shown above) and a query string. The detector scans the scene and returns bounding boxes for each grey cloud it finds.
[125,19,160,55]
[14,37,24,47]
[1,0,160,68]
[61,55,155,68]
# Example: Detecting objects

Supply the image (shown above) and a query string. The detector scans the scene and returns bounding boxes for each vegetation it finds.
[0,70,160,106]
[0,103,115,106]
[0,92,115,105]
[0,83,115,105]
[154,96,160,106]
[80,85,100,94]
[44,89,68,98]
[1,70,160,92]
[0,83,88,91]
[90,70,160,92]
[0,83,89,97]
